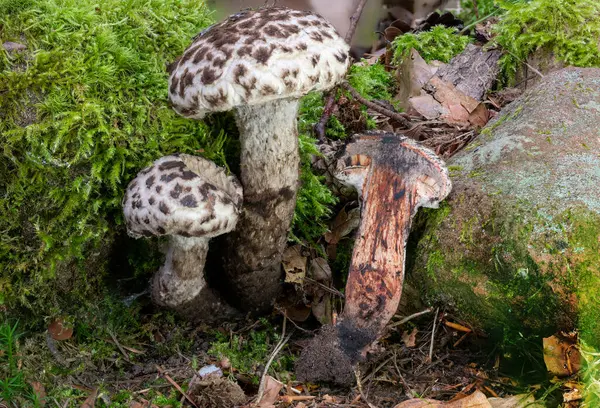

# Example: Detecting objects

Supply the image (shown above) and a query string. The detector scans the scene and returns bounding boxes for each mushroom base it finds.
[221,98,301,313]
[152,235,239,322]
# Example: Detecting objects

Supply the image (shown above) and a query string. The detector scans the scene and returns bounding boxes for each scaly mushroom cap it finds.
[123,154,243,239]
[167,7,351,119]
[335,132,452,209]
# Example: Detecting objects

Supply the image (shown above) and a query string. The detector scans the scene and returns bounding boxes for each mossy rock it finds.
[407,68,600,355]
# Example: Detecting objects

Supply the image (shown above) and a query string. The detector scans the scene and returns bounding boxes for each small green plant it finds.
[0,322,40,406]
[347,62,394,101]
[494,0,600,84]
[208,320,295,383]
[392,25,472,64]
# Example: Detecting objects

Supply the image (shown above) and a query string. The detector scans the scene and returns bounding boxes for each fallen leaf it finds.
[285,304,312,322]
[394,390,492,408]
[401,327,418,348]
[324,206,361,244]
[309,258,332,282]
[488,394,542,408]
[563,387,582,402]
[48,318,73,341]
[396,49,438,107]
[282,245,307,284]
[256,376,283,408]
[426,76,490,127]
[409,92,444,119]
[81,388,98,408]
[30,382,46,406]
[311,292,332,325]
[543,335,581,377]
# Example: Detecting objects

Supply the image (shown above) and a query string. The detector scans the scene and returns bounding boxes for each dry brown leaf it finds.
[563,387,582,402]
[543,335,581,376]
[401,327,418,348]
[256,376,283,408]
[394,390,492,408]
[30,382,46,407]
[282,245,307,284]
[80,388,98,408]
[311,292,332,325]
[309,258,332,282]
[324,206,360,244]
[48,318,73,341]
[409,93,444,119]
[396,49,438,107]
[488,394,542,408]
[427,76,490,127]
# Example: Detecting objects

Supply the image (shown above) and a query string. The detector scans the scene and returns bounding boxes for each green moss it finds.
[392,26,472,64]
[208,319,294,384]
[347,62,394,101]
[494,0,600,85]
[0,0,215,313]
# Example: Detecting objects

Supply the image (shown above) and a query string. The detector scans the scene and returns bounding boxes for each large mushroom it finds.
[295,132,452,384]
[123,154,242,321]
[167,7,351,312]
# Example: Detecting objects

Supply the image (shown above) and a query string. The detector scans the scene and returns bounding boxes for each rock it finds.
[406,68,600,355]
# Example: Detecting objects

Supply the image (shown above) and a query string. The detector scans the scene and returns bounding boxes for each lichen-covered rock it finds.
[407,68,600,355]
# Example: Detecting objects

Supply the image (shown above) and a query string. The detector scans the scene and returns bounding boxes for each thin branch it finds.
[428,307,440,362]
[388,307,434,328]
[255,318,293,404]
[345,0,369,44]
[340,81,412,128]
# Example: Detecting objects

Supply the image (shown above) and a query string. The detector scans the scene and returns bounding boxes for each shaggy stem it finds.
[153,236,238,321]
[223,98,301,313]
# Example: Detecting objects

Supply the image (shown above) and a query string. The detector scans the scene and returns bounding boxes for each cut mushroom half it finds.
[122,154,243,321]
[167,7,351,313]
[295,132,452,384]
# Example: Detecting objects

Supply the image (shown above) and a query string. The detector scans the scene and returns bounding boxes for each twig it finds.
[471,0,480,19]
[315,0,370,140]
[504,49,545,78]
[354,368,377,408]
[304,276,345,298]
[155,365,198,408]
[393,351,414,398]
[108,330,131,362]
[388,307,434,328]
[428,308,439,362]
[255,318,293,404]
[340,81,412,128]
[344,0,369,44]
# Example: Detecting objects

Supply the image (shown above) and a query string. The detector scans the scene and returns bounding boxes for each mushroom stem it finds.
[153,236,239,321]
[222,98,301,312]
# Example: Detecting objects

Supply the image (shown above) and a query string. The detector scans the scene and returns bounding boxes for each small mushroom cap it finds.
[167,7,351,119]
[335,132,452,208]
[123,154,243,239]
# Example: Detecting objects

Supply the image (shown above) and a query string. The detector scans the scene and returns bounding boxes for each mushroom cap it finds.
[123,154,243,239]
[167,7,351,119]
[335,132,452,208]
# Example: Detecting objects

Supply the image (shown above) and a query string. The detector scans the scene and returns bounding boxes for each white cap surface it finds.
[123,154,243,239]
[168,7,351,119]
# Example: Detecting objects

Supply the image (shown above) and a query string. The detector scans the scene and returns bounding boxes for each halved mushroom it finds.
[122,154,242,321]
[295,132,451,384]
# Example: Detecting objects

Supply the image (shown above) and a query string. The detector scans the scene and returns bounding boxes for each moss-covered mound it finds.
[407,68,600,387]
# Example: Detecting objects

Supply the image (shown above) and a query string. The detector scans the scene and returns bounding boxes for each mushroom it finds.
[167,7,351,312]
[122,154,243,320]
[295,132,452,384]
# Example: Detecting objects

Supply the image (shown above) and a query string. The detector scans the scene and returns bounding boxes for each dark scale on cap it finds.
[170,184,183,199]
[335,51,348,63]
[159,160,185,171]
[180,195,198,208]
[156,185,162,193]
[309,32,323,42]
[159,202,171,215]
[234,65,247,83]
[181,170,197,180]
[201,68,218,85]
[261,85,275,96]
[148,196,156,205]
[311,54,320,67]
[160,173,179,183]
[169,75,180,95]
[253,46,274,64]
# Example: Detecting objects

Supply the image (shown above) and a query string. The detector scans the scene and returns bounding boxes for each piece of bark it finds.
[436,44,502,101]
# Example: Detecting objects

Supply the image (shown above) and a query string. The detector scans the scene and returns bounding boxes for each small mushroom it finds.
[122,154,242,320]
[167,7,351,312]
[295,132,451,384]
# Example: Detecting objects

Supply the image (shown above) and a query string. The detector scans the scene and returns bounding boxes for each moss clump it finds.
[347,62,394,101]
[494,0,600,83]
[392,26,472,64]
